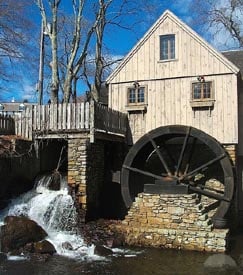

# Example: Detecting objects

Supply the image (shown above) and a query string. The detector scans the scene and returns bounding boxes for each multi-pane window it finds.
[192,82,212,100]
[128,87,145,104]
[160,34,175,60]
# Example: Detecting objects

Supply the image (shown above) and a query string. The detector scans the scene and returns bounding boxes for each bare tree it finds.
[190,0,243,48]
[36,0,169,103]
[36,0,61,104]
[36,0,107,103]
[0,0,34,82]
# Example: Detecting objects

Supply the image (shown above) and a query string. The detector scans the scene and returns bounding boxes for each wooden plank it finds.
[33,105,37,131]
[37,105,41,131]
[28,107,33,140]
[50,104,54,130]
[90,100,95,142]
[76,102,80,129]
[46,104,50,130]
[53,104,58,131]
[67,103,71,129]
[41,105,45,131]
[85,102,90,129]
[80,102,85,129]
[58,104,62,130]
[62,103,67,129]
[71,103,75,129]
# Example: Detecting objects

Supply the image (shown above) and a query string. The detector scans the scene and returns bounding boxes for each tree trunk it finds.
[63,72,73,103]
[50,3,59,104]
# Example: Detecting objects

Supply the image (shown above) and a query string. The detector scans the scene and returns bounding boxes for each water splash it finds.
[0,173,95,260]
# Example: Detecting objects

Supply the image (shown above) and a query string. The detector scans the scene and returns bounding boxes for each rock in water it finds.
[204,254,237,271]
[94,245,113,256]
[48,170,61,190]
[34,240,56,255]
[0,216,47,253]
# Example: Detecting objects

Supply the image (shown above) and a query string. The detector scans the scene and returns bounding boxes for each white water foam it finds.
[0,174,96,260]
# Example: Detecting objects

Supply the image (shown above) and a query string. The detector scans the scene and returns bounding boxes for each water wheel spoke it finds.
[161,140,177,170]
[146,134,172,176]
[180,153,226,181]
[123,165,173,181]
[188,185,230,202]
[195,182,224,194]
[184,137,197,175]
[176,127,191,176]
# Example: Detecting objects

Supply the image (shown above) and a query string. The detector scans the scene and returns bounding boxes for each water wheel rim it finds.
[121,125,234,220]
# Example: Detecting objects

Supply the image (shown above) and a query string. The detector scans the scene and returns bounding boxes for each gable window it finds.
[191,81,215,108]
[160,34,175,61]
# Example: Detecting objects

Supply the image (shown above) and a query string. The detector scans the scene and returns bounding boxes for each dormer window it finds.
[160,34,175,61]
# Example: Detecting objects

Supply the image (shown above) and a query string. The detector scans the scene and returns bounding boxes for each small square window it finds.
[128,87,145,105]
[126,85,147,112]
[192,82,212,100]
[191,81,215,108]
[160,34,175,60]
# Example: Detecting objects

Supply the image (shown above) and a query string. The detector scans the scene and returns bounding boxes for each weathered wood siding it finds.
[108,12,239,144]
[238,86,243,156]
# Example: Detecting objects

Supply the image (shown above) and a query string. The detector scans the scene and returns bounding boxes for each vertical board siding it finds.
[110,73,238,144]
[108,16,238,145]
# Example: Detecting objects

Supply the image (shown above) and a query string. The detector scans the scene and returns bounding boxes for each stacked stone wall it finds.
[113,193,229,252]
[67,137,105,221]
[224,144,236,165]
[68,137,89,221]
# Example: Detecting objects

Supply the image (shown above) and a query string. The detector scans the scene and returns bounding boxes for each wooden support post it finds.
[90,100,95,143]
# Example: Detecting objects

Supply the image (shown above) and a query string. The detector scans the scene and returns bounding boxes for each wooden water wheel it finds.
[121,125,234,228]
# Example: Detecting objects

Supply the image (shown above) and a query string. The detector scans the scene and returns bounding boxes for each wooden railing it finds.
[94,103,127,135]
[13,101,127,141]
[0,114,15,135]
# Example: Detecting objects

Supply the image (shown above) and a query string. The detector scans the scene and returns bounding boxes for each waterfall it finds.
[0,173,95,259]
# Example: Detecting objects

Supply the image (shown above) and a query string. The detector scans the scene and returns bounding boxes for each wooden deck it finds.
[0,101,127,142]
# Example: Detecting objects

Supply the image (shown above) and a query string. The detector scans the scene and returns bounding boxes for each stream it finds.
[0,174,243,274]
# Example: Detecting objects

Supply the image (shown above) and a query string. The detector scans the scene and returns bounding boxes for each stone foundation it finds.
[224,144,236,165]
[67,137,105,221]
[113,193,229,252]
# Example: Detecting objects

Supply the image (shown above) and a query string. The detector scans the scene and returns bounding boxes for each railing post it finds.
[90,100,95,143]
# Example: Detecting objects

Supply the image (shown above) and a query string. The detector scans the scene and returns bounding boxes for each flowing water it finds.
[0,174,96,260]
[0,174,243,274]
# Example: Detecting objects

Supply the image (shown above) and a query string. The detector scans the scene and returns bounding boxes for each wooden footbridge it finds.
[0,101,127,142]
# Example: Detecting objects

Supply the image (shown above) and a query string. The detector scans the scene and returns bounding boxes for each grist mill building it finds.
[0,10,243,252]
[106,10,243,251]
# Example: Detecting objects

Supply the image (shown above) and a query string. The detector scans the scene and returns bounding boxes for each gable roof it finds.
[106,10,239,83]
[222,50,243,79]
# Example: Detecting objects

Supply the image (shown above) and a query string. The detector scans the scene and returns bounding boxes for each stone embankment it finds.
[110,193,228,252]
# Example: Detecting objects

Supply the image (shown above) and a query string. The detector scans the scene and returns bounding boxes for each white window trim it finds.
[159,34,177,62]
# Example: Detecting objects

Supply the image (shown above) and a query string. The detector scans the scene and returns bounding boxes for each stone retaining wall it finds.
[113,193,229,252]
[67,137,105,221]
[224,144,236,165]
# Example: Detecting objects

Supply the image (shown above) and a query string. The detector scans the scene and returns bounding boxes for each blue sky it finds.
[1,0,239,103]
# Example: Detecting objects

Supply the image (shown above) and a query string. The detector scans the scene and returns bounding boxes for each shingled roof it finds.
[222,50,243,79]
